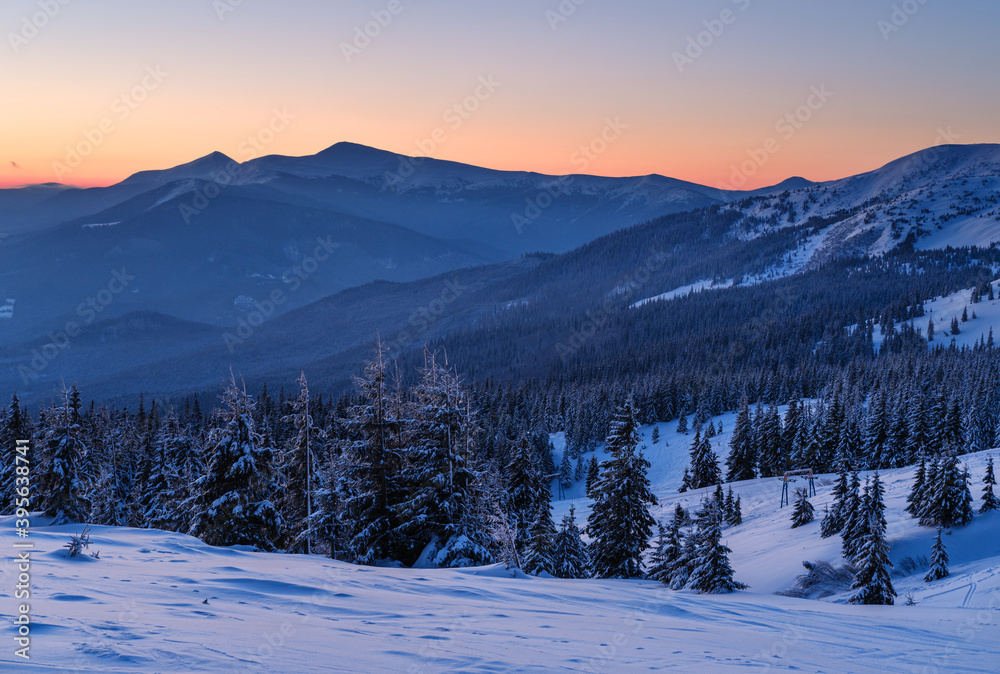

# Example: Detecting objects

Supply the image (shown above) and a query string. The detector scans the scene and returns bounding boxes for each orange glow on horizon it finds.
[0,139,960,192]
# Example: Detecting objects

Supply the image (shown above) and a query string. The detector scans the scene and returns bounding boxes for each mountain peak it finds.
[119,151,239,187]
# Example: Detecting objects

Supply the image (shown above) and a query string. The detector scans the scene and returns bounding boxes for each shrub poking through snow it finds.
[64,525,92,558]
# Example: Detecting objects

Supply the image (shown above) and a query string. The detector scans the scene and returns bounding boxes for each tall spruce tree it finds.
[585,454,599,497]
[726,400,756,482]
[919,451,974,528]
[393,352,493,567]
[343,342,404,564]
[187,377,282,550]
[281,373,323,553]
[588,397,657,579]
[646,521,672,583]
[37,385,91,525]
[688,502,747,594]
[0,394,32,515]
[849,473,895,605]
[507,432,541,538]
[551,505,590,579]
[309,457,349,561]
[790,488,815,528]
[981,455,999,513]
[841,470,864,561]
[924,527,949,582]
[687,429,721,491]
[522,479,558,576]
[906,456,928,518]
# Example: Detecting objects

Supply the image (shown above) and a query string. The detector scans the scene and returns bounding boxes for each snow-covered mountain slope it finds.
[730,144,1000,268]
[872,280,1000,351]
[5,425,997,671]
[4,506,998,671]
[550,411,1000,606]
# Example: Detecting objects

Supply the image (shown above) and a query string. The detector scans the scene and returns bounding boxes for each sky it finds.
[1,0,998,189]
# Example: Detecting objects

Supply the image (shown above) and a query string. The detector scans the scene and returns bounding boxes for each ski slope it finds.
[1,411,997,672]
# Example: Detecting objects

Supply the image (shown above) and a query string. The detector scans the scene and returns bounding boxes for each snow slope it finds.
[873,280,1000,351]
[2,508,997,673]
[2,409,998,672]
[730,144,1000,268]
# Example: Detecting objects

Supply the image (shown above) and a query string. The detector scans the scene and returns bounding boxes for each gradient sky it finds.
[2,0,998,189]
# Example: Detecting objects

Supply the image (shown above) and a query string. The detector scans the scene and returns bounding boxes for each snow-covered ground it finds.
[2,411,998,672]
[631,278,733,308]
[872,281,1000,351]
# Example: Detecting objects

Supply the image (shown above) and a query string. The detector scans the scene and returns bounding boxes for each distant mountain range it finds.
[0,141,998,405]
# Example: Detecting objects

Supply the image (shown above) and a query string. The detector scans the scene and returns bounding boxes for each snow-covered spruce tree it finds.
[686,429,721,491]
[507,432,541,542]
[187,377,283,550]
[669,524,697,590]
[712,483,725,515]
[727,495,743,526]
[790,488,815,528]
[676,409,688,435]
[393,352,493,567]
[37,385,91,525]
[587,397,657,579]
[87,409,131,527]
[552,505,590,579]
[585,454,599,497]
[919,451,974,529]
[981,455,999,513]
[651,426,660,445]
[646,521,671,582]
[924,527,949,582]
[821,467,850,538]
[678,467,691,493]
[342,341,404,564]
[724,486,735,521]
[281,372,325,554]
[160,413,203,511]
[522,478,558,576]
[848,473,896,605]
[754,404,781,478]
[559,452,573,491]
[0,394,32,515]
[819,505,840,538]
[673,502,691,527]
[141,437,176,531]
[689,502,747,594]
[726,400,757,483]
[841,470,864,561]
[905,456,928,518]
[308,457,349,560]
